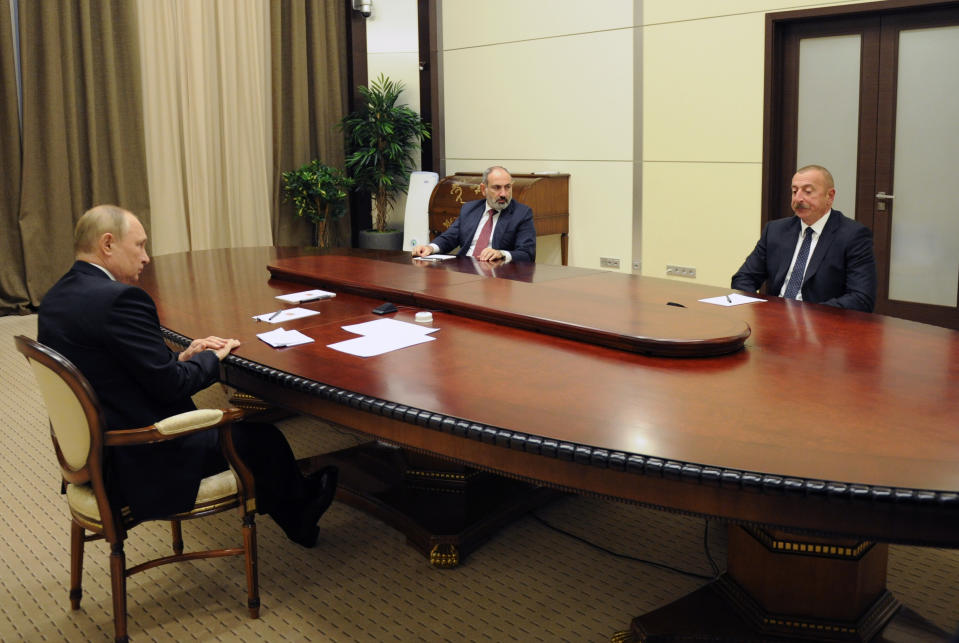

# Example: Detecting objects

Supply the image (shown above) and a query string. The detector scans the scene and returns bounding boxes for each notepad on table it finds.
[413,254,456,262]
[698,294,766,306]
[252,307,320,323]
[275,289,336,303]
[257,328,314,348]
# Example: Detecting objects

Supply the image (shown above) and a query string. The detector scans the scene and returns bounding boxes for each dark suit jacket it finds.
[731,210,876,312]
[432,199,536,262]
[38,261,221,519]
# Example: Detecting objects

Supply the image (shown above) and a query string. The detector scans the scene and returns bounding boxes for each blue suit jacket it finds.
[38,261,221,519]
[731,210,876,312]
[432,199,536,262]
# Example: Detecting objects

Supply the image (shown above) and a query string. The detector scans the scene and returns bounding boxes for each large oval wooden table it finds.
[140,247,959,641]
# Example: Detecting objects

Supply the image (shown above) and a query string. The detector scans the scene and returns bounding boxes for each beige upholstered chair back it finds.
[13,335,262,642]
[14,336,104,481]
[27,358,92,471]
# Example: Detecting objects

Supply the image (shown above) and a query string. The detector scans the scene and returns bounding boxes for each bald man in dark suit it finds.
[38,205,336,547]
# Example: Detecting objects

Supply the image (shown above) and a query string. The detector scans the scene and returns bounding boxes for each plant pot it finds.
[358,228,403,251]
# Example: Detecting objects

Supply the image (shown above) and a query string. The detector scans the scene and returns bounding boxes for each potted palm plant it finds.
[281,159,353,248]
[340,74,430,249]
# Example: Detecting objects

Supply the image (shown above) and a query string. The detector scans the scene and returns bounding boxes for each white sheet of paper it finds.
[698,294,767,306]
[327,333,436,357]
[413,254,456,261]
[341,318,439,336]
[256,328,315,348]
[252,307,321,323]
[329,317,439,357]
[275,289,336,303]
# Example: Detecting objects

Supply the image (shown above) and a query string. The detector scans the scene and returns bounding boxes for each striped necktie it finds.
[783,227,813,299]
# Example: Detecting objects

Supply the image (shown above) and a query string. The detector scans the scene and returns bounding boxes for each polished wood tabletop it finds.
[139,247,959,547]
[267,254,752,356]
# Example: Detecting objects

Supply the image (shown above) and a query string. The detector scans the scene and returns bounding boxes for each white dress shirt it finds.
[430,206,513,262]
[778,209,831,300]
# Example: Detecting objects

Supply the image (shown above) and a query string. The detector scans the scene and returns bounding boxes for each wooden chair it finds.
[14,335,260,642]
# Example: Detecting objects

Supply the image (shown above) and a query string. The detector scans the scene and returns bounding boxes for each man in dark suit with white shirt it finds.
[731,165,877,312]
[38,205,336,547]
[412,165,536,262]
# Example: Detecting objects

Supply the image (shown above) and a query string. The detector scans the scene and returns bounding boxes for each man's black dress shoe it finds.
[286,521,320,548]
[286,466,339,548]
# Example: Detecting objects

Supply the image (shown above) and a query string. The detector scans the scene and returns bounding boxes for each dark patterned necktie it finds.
[472,209,495,257]
[783,227,813,299]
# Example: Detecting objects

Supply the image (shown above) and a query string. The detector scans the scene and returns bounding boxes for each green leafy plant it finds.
[340,74,431,233]
[281,160,353,247]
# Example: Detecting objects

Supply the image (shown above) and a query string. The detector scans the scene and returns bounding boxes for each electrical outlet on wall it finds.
[666,264,696,278]
[600,257,621,269]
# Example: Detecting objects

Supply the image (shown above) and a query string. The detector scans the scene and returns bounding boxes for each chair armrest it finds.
[156,409,226,435]
[104,407,248,447]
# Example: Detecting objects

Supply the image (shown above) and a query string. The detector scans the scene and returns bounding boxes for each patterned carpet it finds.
[1,313,956,642]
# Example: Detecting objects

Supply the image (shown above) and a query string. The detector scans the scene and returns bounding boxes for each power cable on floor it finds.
[531,512,721,582]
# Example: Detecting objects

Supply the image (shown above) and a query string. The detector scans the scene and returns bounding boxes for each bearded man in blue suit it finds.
[412,165,536,262]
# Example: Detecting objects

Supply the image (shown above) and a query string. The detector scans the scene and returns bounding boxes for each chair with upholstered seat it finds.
[14,335,260,643]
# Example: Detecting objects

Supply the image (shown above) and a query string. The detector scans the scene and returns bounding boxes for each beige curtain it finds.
[1,0,349,313]
[0,0,28,314]
[2,0,148,312]
[137,0,274,255]
[270,0,349,247]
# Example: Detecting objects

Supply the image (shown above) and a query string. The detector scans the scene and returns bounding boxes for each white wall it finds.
[441,0,637,268]
[640,0,871,287]
[372,0,877,280]
[364,0,422,231]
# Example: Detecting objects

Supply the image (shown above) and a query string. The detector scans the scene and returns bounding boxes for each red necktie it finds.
[471,210,495,257]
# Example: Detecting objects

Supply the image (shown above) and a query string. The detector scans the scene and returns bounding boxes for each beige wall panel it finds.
[444,30,633,161]
[643,0,868,25]
[643,13,765,163]
[642,162,762,288]
[640,0,876,290]
[442,0,633,50]
[445,159,634,269]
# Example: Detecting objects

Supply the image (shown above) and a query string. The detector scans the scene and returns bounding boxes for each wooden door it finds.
[764,1,959,329]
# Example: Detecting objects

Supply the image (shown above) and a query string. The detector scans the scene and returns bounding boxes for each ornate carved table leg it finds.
[627,525,949,642]
[300,442,561,568]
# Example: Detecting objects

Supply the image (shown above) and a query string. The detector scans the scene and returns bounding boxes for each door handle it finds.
[875,192,894,212]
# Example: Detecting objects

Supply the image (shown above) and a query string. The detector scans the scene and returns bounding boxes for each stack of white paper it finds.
[257,328,314,348]
[275,289,336,303]
[328,317,439,358]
